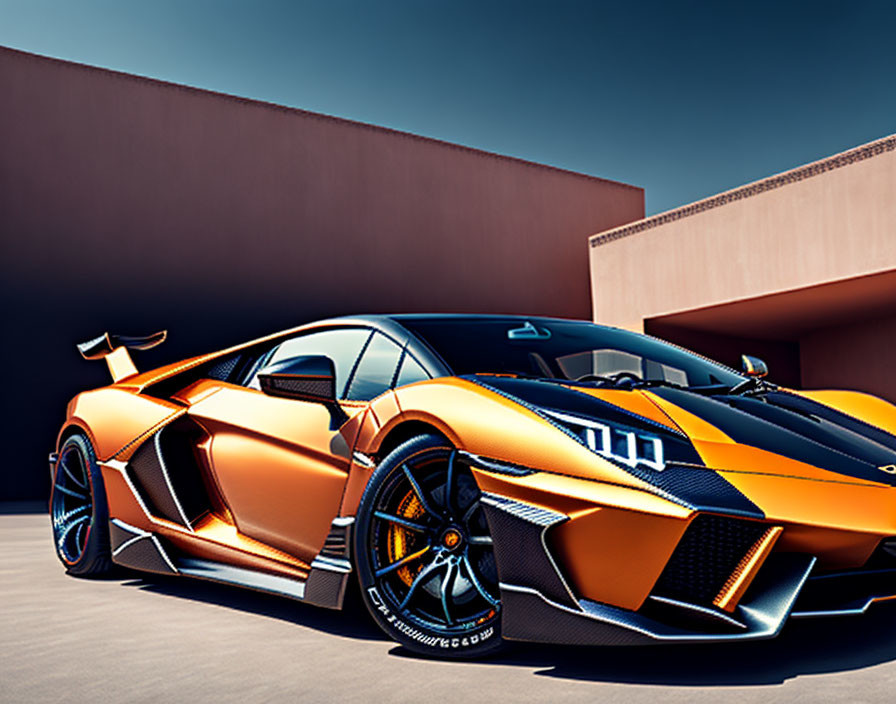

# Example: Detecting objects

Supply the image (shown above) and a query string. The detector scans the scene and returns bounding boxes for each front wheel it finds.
[354,434,503,658]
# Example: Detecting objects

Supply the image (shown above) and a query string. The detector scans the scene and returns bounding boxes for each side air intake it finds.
[126,419,212,528]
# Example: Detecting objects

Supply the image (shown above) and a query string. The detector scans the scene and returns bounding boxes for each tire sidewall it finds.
[354,434,502,658]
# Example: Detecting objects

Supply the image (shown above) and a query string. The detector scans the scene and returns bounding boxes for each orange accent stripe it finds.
[713,525,783,612]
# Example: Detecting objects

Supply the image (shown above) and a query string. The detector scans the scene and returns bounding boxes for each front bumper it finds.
[479,488,896,645]
[499,554,816,645]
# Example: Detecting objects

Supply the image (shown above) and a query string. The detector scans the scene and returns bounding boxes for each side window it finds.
[345,333,403,401]
[247,328,371,397]
[394,351,431,389]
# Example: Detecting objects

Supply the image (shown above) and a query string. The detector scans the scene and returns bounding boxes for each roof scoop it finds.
[76,331,167,382]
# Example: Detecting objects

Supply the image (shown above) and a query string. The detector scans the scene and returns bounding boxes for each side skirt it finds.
[175,557,306,600]
[110,519,178,575]
[305,517,354,609]
[109,516,355,608]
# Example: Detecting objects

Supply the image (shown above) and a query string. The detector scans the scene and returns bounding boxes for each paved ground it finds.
[4,506,896,703]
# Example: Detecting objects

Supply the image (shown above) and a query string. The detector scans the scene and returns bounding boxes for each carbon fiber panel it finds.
[479,494,576,608]
[260,376,334,402]
[128,437,189,526]
[652,514,769,605]
[305,518,354,609]
[501,587,650,645]
[112,531,177,575]
[206,354,242,382]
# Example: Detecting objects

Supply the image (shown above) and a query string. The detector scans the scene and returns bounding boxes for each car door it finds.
[188,327,372,562]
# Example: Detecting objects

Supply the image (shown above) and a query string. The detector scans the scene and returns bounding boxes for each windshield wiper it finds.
[624,378,689,390]
[471,372,707,394]
[540,375,691,392]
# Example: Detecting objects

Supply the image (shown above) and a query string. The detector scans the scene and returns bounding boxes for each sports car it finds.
[50,314,896,657]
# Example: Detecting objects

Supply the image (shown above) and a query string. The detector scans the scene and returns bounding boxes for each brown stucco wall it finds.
[800,314,896,402]
[0,46,643,500]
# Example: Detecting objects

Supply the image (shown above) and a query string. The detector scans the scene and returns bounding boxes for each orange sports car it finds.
[50,315,896,657]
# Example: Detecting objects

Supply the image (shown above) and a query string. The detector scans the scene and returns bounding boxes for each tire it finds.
[50,433,113,576]
[354,434,503,658]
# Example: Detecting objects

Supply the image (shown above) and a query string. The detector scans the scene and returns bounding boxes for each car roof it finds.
[358,313,597,326]
[386,313,584,322]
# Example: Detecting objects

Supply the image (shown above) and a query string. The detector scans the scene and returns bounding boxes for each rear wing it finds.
[77,331,167,382]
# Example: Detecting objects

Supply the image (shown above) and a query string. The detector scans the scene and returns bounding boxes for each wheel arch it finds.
[56,419,97,454]
[339,414,459,520]
[373,418,454,461]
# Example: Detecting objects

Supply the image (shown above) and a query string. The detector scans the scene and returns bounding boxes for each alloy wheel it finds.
[368,448,500,634]
[51,443,94,564]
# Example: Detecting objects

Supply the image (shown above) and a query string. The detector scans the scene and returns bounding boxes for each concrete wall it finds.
[0,47,643,500]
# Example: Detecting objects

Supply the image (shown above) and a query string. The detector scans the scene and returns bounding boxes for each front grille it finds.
[652,514,769,605]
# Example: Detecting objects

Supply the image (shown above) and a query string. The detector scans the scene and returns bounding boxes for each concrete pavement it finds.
[4,508,896,703]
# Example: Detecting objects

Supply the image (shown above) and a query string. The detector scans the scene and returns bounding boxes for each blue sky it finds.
[2,0,893,214]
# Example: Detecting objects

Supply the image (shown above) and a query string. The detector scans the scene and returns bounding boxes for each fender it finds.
[61,387,184,462]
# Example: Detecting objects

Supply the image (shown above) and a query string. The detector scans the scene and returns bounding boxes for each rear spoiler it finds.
[77,331,167,382]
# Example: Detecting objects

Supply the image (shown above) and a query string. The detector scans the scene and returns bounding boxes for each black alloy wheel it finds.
[355,434,503,657]
[50,434,113,576]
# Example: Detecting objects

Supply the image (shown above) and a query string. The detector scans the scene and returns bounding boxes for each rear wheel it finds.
[50,433,113,576]
[355,434,502,658]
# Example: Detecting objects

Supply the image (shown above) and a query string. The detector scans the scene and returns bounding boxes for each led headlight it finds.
[542,408,666,471]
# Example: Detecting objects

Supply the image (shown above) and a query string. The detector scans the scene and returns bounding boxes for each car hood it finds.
[647,386,896,487]
[464,375,896,498]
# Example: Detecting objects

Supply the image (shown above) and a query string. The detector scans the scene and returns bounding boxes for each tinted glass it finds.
[400,318,743,388]
[394,352,431,388]
[248,328,371,397]
[346,333,403,401]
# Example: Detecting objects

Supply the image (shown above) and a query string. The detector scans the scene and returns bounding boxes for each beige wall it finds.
[589,135,896,403]
[590,137,896,332]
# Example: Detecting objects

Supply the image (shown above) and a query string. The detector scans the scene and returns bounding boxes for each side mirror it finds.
[257,355,336,403]
[740,354,768,378]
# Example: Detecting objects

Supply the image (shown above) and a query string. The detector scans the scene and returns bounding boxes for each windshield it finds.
[399,317,744,389]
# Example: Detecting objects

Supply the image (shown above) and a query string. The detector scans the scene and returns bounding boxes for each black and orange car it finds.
[50,315,896,656]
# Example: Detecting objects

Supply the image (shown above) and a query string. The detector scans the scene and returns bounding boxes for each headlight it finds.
[541,408,666,471]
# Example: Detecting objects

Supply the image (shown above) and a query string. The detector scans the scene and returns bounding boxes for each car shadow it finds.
[386,601,896,685]
[109,567,896,685]
[486,601,896,685]
[118,572,389,642]
[0,501,48,514]
[15,501,895,683]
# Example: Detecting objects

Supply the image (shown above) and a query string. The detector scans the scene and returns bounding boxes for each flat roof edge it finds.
[590,133,896,248]
[0,45,642,193]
